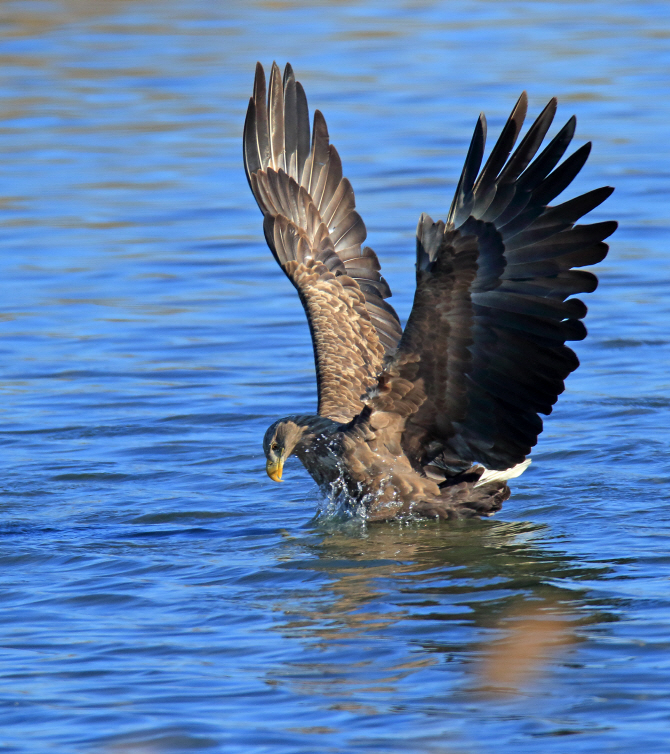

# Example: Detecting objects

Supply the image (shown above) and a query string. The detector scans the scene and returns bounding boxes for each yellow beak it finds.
[266,458,284,482]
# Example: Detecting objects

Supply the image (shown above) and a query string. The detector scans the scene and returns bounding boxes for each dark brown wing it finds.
[244,62,402,352]
[367,93,616,472]
[244,62,401,422]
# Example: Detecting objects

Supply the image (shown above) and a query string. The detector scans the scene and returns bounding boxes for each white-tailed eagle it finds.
[244,62,616,521]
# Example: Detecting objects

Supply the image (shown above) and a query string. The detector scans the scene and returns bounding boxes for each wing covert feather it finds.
[265,215,385,422]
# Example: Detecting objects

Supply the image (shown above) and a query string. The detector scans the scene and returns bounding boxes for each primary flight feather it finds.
[244,62,616,521]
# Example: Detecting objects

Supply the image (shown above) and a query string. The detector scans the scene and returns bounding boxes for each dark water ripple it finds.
[1,0,670,752]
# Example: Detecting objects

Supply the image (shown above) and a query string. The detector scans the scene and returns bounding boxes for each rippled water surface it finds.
[1,1,670,751]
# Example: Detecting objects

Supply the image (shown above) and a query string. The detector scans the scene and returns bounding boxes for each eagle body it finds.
[264,413,512,521]
[246,63,616,521]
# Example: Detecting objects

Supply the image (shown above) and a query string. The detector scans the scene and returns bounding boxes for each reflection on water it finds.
[477,603,572,695]
[273,521,608,703]
[1,0,670,752]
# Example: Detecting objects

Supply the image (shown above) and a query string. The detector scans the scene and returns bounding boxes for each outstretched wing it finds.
[367,93,616,472]
[244,62,402,423]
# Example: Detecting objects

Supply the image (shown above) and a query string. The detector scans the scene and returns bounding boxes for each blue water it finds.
[1,1,669,752]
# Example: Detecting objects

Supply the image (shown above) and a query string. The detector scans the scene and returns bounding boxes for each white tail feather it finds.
[474,459,531,488]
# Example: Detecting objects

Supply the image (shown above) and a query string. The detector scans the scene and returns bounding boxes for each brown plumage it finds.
[246,62,616,521]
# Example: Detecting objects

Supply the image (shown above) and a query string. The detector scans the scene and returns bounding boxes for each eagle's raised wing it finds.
[365,93,616,472]
[244,62,402,423]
